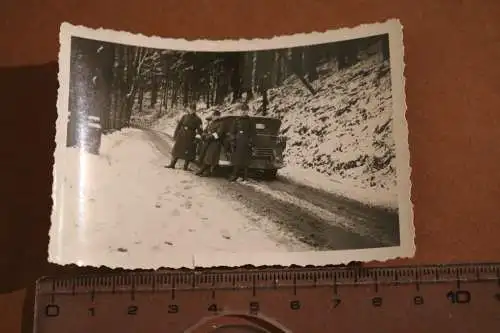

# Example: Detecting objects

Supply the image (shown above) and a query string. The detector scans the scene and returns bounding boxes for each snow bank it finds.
[152,113,178,136]
[260,57,398,210]
[59,128,308,268]
[129,103,158,127]
[278,166,396,211]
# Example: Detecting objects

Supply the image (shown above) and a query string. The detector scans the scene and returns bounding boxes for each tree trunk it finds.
[279,50,316,95]
[121,47,150,126]
[254,50,274,95]
[111,45,121,129]
[97,44,114,132]
[242,52,254,101]
[215,69,229,105]
[162,80,168,115]
[117,46,130,128]
[211,69,217,106]
[119,47,131,127]
[275,52,284,86]
[291,47,304,77]
[66,40,79,147]
[228,53,243,103]
[269,51,280,87]
[230,70,242,103]
[381,34,390,61]
[261,87,268,116]
[182,75,189,107]
[150,74,158,108]
[67,37,104,154]
[337,40,358,70]
[171,78,178,108]
[158,86,164,117]
[304,45,319,82]
[156,79,165,117]
[138,82,144,113]
[84,40,103,154]
[205,89,211,108]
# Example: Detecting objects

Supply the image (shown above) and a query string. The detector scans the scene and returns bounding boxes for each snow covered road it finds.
[53,126,400,269]
[145,128,400,251]
[53,128,310,269]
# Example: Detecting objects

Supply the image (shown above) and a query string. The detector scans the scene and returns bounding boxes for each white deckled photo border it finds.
[50,18,414,269]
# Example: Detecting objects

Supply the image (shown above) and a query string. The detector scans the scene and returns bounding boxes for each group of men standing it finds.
[164,102,256,182]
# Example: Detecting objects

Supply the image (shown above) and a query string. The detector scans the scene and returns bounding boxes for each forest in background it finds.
[66,33,389,154]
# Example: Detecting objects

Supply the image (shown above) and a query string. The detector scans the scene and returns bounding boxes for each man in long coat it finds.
[228,103,255,181]
[196,115,213,163]
[196,110,224,177]
[165,103,203,171]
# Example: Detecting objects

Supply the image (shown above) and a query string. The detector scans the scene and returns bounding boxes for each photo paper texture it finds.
[50,19,414,269]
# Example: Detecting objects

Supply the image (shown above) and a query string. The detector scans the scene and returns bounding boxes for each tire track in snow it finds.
[247,178,400,246]
[242,180,396,246]
[144,128,394,251]
[141,129,310,252]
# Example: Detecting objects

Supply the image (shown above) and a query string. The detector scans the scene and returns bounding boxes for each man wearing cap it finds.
[165,103,203,171]
[196,110,224,177]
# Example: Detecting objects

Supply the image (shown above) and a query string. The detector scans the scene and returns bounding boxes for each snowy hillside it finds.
[267,57,395,191]
[156,55,398,210]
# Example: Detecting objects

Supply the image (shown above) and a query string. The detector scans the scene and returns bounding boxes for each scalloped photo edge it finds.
[49,19,414,269]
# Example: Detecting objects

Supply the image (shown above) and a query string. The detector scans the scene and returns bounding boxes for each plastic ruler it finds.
[33,263,500,332]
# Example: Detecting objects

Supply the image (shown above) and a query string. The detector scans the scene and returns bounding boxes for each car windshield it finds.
[217,116,281,136]
[253,118,281,135]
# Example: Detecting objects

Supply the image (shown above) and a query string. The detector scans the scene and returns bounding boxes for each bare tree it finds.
[279,49,317,96]
[68,33,387,140]
[67,37,112,154]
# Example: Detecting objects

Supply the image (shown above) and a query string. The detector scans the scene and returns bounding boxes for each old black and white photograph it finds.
[49,20,414,269]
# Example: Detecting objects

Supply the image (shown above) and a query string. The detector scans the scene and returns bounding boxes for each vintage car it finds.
[196,115,287,179]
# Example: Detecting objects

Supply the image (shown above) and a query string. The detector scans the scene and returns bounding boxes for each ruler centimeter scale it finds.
[34,263,500,332]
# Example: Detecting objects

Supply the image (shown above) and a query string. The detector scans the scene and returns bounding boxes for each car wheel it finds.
[263,169,278,180]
